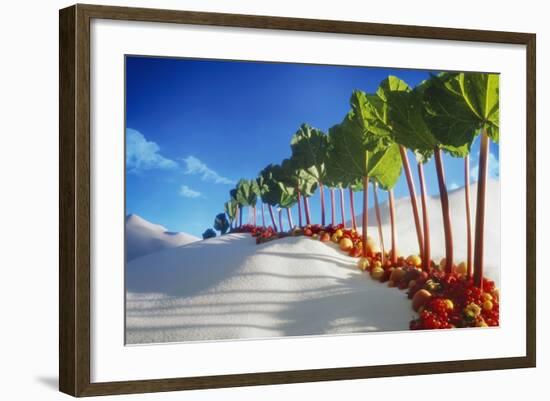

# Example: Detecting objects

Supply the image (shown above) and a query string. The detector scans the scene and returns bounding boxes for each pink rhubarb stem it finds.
[362,176,369,258]
[399,145,424,261]
[287,208,294,229]
[330,188,335,226]
[278,209,284,233]
[304,196,311,225]
[417,162,431,271]
[465,156,473,278]
[388,189,398,265]
[434,147,454,272]
[373,182,385,265]
[473,132,490,288]
[339,187,346,227]
[261,202,266,227]
[297,188,303,227]
[349,187,357,231]
[268,204,278,232]
[319,182,326,226]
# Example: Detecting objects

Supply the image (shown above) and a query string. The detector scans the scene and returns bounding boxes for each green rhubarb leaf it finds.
[281,158,318,196]
[234,179,258,207]
[369,143,402,190]
[290,124,329,183]
[259,163,299,208]
[423,72,499,150]
[327,111,394,185]
[381,79,438,153]
[349,90,392,139]
[224,199,238,221]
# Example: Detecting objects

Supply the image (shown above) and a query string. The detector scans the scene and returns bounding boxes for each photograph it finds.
[124,55,500,345]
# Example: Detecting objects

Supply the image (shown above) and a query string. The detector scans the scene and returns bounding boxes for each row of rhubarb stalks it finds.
[223,72,499,293]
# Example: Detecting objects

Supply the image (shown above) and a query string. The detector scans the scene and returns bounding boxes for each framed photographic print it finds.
[59,3,536,397]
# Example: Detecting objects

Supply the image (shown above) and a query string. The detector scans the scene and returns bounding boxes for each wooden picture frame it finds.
[59,3,536,397]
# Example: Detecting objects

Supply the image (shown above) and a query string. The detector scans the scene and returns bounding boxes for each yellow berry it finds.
[357,257,370,271]
[370,267,384,280]
[339,237,353,251]
[443,299,454,311]
[456,262,467,276]
[482,292,493,302]
[482,300,493,311]
[407,255,422,267]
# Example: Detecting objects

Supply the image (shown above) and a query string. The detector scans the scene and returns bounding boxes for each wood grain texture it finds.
[59,3,537,397]
[59,5,76,396]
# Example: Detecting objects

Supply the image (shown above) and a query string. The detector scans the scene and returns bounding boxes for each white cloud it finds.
[470,152,499,181]
[179,185,201,198]
[182,156,234,184]
[126,128,177,173]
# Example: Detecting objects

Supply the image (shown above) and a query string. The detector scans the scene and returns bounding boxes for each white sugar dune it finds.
[126,180,499,344]
[125,214,199,262]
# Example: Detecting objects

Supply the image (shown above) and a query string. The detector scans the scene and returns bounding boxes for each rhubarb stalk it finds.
[330,188,336,226]
[320,182,326,226]
[304,196,311,225]
[399,145,424,260]
[465,155,473,278]
[339,187,346,227]
[434,147,454,272]
[278,208,284,233]
[297,188,303,227]
[349,187,357,231]
[417,162,431,271]
[473,132,490,288]
[373,182,385,265]
[362,176,369,258]
[388,189,398,265]
[287,208,294,229]
[261,202,266,227]
[268,204,278,232]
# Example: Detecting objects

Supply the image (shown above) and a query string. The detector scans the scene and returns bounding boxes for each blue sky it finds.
[126,56,499,237]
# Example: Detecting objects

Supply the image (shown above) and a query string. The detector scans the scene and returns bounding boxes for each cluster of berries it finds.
[408,272,499,329]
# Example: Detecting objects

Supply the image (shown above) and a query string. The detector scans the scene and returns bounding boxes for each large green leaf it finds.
[384,87,438,153]
[224,199,238,221]
[274,180,298,208]
[234,179,258,207]
[259,163,299,208]
[290,124,329,183]
[370,143,402,190]
[280,158,318,196]
[327,111,395,185]
[423,72,499,148]
[349,90,392,139]
[325,131,349,188]
[351,76,436,159]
